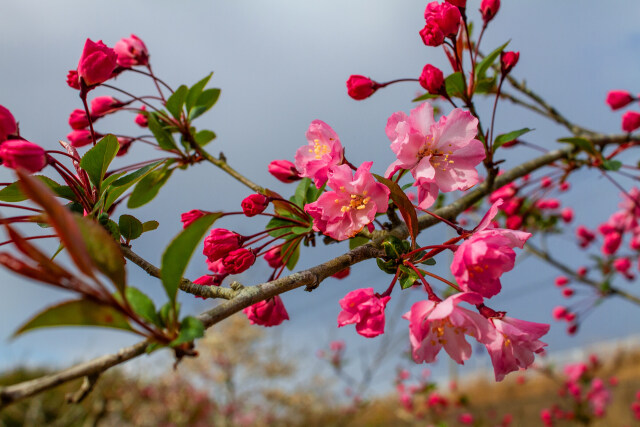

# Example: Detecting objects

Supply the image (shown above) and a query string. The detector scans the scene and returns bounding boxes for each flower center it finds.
[339,191,370,213]
[468,263,490,278]
[416,136,454,171]
[428,317,467,346]
[308,138,331,160]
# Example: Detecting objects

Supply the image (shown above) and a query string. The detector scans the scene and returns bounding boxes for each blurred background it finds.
[1,0,640,424]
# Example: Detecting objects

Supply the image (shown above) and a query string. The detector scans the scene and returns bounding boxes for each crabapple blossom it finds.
[480,0,500,23]
[203,228,243,262]
[243,295,289,327]
[134,105,148,127]
[606,90,634,110]
[622,111,640,133]
[67,129,101,147]
[304,162,389,241]
[181,209,206,228]
[555,276,569,287]
[68,109,91,130]
[576,225,596,248]
[268,159,300,183]
[500,51,519,74]
[222,248,256,274]
[0,105,17,141]
[294,120,343,187]
[337,288,390,338]
[485,316,549,381]
[0,140,47,173]
[403,292,493,365]
[419,64,444,94]
[385,102,485,209]
[346,75,379,100]
[90,96,123,117]
[421,2,461,47]
[76,39,118,87]
[263,246,283,268]
[241,194,269,217]
[113,34,149,67]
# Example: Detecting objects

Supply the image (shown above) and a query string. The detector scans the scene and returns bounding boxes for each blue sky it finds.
[1,0,640,393]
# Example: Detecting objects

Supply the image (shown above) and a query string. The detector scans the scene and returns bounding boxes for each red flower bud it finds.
[66,70,81,90]
[419,64,445,94]
[332,267,350,279]
[68,109,91,130]
[346,75,379,100]
[67,129,101,148]
[0,140,47,173]
[203,228,243,262]
[622,111,640,133]
[554,276,569,287]
[268,159,300,183]
[500,51,519,75]
[420,20,445,47]
[562,287,574,298]
[264,246,284,268]
[76,39,118,87]
[561,207,574,223]
[114,34,149,67]
[606,90,634,110]
[243,295,289,327]
[446,0,466,7]
[181,209,207,228]
[222,248,256,274]
[0,105,18,142]
[241,194,269,217]
[425,2,461,37]
[90,96,123,117]
[134,105,148,127]
[116,137,133,156]
[480,0,500,23]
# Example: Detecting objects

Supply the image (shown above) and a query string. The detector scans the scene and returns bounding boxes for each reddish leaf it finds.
[373,174,419,247]
[0,252,66,287]
[264,188,300,217]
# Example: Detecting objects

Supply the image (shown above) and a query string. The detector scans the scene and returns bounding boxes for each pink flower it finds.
[203,228,243,262]
[113,34,149,67]
[241,194,269,217]
[536,198,560,210]
[419,64,445,94]
[0,140,47,173]
[561,207,574,223]
[587,378,611,416]
[555,276,569,287]
[346,75,379,100]
[0,105,17,142]
[500,51,519,75]
[485,316,549,381]
[305,162,389,241]
[193,275,220,300]
[76,39,118,87]
[622,111,640,133]
[337,288,390,338]
[403,292,493,364]
[446,0,466,7]
[243,295,289,327]
[222,248,256,274]
[90,96,123,117]
[68,109,90,130]
[606,90,634,110]
[66,70,81,90]
[263,246,283,268]
[268,159,300,183]
[116,137,133,156]
[480,0,500,23]
[576,225,596,248]
[206,258,227,274]
[564,362,588,382]
[181,209,206,228]
[459,413,474,425]
[67,129,101,147]
[602,231,622,255]
[562,287,574,298]
[552,306,568,320]
[294,120,343,187]
[424,2,461,38]
[134,105,148,127]
[385,102,485,209]
[420,20,445,47]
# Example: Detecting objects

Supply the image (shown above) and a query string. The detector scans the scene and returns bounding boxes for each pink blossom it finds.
[506,215,522,230]
[562,287,574,298]
[222,248,255,274]
[385,102,485,209]
[193,275,220,300]
[241,194,269,217]
[602,231,622,255]
[419,20,445,47]
[622,111,640,133]
[337,288,390,338]
[403,292,493,364]
[606,90,634,110]
[76,39,118,87]
[135,105,148,127]
[114,34,149,67]
[346,75,379,100]
[90,96,123,117]
[552,306,568,320]
[587,378,611,416]
[500,51,519,75]
[243,295,289,327]
[206,258,227,274]
[116,137,133,156]
[424,2,461,38]
[564,362,588,382]
[0,105,17,142]
[446,0,466,7]
[555,276,569,287]
[485,316,549,381]
[458,413,474,425]
[268,159,300,183]
[576,225,596,248]
[263,246,283,268]
[305,162,389,241]
[0,140,47,173]
[577,266,587,277]
[490,182,517,203]
[181,209,206,228]
[536,198,560,210]
[66,70,81,90]
[480,0,500,23]
[67,129,101,147]
[561,207,574,223]
[68,109,91,130]
[203,228,243,262]
[294,120,343,187]
[419,64,444,94]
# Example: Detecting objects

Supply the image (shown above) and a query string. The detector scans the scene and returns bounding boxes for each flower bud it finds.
[622,111,640,133]
[419,64,445,94]
[203,228,242,262]
[552,306,568,320]
[561,207,574,223]
[68,109,91,130]
[222,248,256,274]
[446,0,466,7]
[114,34,149,67]
[332,267,350,279]
[0,140,47,173]
[346,75,379,100]
[243,295,289,327]
[66,70,81,90]
[420,20,445,46]
[0,105,18,142]
[576,266,587,277]
[116,137,133,156]
[241,194,269,217]
[562,287,574,298]
[554,276,569,287]
[90,96,123,117]
[500,51,519,75]
[67,129,100,147]
[606,90,634,110]
[268,159,300,183]
[181,209,206,228]
[264,246,284,268]
[480,0,500,23]
[134,105,148,127]
[76,39,118,87]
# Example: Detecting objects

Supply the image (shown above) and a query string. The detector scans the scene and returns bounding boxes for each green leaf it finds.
[398,265,419,290]
[494,128,533,151]
[147,113,178,151]
[602,159,622,171]
[170,316,205,347]
[161,213,222,303]
[421,258,436,266]
[75,214,127,293]
[412,92,440,102]
[349,235,369,250]
[127,167,174,209]
[165,85,188,119]
[282,238,301,271]
[0,176,76,202]
[376,258,398,275]
[79,134,120,192]
[186,72,213,112]
[14,299,132,336]
[104,160,165,210]
[373,174,419,247]
[381,235,407,260]
[266,217,296,238]
[194,129,216,146]
[474,77,496,94]
[476,41,510,80]
[102,218,121,240]
[445,72,465,98]
[125,287,159,326]
[142,220,160,232]
[558,137,597,156]
[119,214,143,241]
[188,88,221,120]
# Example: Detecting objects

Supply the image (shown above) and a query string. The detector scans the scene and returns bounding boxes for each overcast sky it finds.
[1,0,640,391]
